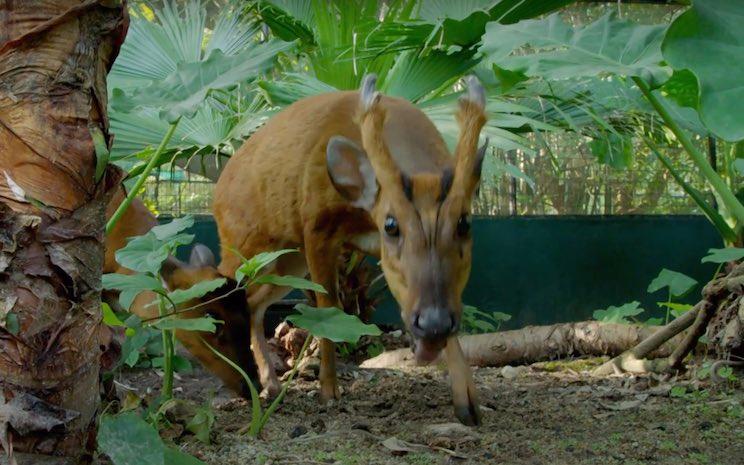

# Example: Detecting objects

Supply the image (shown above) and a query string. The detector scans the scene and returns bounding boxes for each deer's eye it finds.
[456,214,471,237]
[384,215,399,237]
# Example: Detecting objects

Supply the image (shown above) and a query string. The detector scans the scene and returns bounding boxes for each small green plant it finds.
[647,268,697,324]
[461,305,511,334]
[592,301,644,324]
[97,411,206,465]
[207,302,380,437]
[99,218,340,461]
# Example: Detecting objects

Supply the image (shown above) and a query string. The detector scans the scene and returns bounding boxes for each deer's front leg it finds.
[444,336,481,426]
[304,235,341,402]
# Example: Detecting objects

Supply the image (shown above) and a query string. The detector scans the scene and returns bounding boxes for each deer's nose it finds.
[411,308,457,339]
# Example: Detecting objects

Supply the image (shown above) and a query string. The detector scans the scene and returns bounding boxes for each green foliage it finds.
[153,316,220,333]
[102,273,164,311]
[701,247,744,264]
[112,45,291,124]
[593,301,644,324]
[589,133,633,169]
[98,412,206,465]
[480,12,669,85]
[647,269,697,298]
[232,248,298,284]
[461,305,511,334]
[185,401,216,444]
[102,302,126,327]
[660,69,698,109]
[164,278,226,306]
[109,0,281,161]
[288,304,382,344]
[657,302,694,319]
[662,0,744,141]
[253,274,326,293]
[114,216,194,275]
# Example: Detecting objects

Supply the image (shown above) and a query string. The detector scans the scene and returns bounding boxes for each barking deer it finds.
[214,74,488,425]
[104,188,258,395]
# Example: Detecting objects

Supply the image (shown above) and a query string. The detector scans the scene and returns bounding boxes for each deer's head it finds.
[159,244,257,396]
[326,75,487,362]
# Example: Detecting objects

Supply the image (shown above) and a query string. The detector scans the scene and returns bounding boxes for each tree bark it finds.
[361,321,688,369]
[0,1,127,463]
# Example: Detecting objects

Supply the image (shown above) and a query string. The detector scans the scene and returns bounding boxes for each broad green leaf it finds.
[112,43,293,123]
[287,304,381,344]
[97,412,164,465]
[657,302,694,319]
[185,406,215,444]
[589,133,633,169]
[480,13,669,85]
[657,302,694,312]
[166,278,227,306]
[151,216,194,240]
[102,273,164,310]
[660,69,698,109]
[120,328,154,368]
[662,0,744,141]
[593,301,644,324]
[253,274,326,294]
[701,247,744,264]
[645,317,664,326]
[114,234,170,275]
[4,312,19,335]
[153,316,220,333]
[152,355,193,373]
[647,269,698,298]
[734,159,744,176]
[492,311,512,322]
[102,302,125,327]
[232,248,298,284]
[164,447,206,465]
[90,126,110,183]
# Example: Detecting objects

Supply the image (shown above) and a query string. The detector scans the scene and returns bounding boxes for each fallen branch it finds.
[593,306,699,376]
[361,321,687,369]
[594,261,744,376]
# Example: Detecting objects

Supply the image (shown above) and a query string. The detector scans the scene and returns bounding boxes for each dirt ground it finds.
[107,352,744,465]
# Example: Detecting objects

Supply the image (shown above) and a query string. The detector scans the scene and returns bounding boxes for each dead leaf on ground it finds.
[381,436,429,456]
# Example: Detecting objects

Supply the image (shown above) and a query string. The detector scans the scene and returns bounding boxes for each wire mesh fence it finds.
[141,167,213,216]
[141,132,722,219]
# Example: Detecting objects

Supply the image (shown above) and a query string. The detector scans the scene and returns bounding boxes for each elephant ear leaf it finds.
[480,12,669,85]
[663,0,744,141]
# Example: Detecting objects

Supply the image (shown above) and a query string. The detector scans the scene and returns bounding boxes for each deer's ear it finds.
[326,135,378,210]
[189,243,215,268]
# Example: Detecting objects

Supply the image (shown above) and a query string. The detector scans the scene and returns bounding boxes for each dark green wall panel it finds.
[161,215,722,330]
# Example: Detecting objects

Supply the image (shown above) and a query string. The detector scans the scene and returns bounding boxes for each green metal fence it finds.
[165,214,721,330]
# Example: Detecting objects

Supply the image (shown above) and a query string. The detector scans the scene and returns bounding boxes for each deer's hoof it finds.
[454,402,482,427]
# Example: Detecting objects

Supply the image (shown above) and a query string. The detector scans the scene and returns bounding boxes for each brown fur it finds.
[213,79,487,425]
[104,188,257,395]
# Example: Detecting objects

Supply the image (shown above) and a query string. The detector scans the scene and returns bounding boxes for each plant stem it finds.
[259,334,313,430]
[633,77,744,227]
[105,120,180,234]
[201,337,263,436]
[665,290,671,325]
[158,294,175,399]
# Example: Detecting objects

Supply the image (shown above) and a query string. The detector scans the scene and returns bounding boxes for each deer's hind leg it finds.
[246,252,307,398]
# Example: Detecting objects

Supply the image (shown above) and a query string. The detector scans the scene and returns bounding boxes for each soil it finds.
[106,351,744,465]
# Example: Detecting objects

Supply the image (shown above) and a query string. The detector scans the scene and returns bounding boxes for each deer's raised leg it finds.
[445,336,481,426]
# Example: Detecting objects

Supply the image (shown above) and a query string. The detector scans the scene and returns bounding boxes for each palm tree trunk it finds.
[0,1,127,462]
